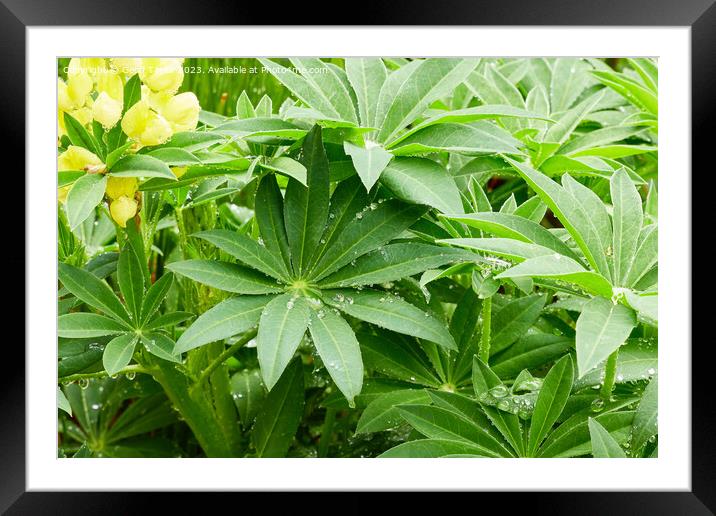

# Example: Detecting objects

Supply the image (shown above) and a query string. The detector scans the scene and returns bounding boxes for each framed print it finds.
[3,0,712,512]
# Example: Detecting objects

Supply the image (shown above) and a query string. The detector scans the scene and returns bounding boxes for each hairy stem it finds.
[600,349,620,400]
[59,364,148,384]
[478,296,492,363]
[195,329,258,387]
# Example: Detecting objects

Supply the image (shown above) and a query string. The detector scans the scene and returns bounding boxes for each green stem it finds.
[600,349,619,400]
[59,364,147,384]
[478,296,492,363]
[195,329,257,387]
[318,408,337,458]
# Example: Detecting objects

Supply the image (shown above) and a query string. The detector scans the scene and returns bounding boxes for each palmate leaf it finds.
[64,112,101,157]
[588,417,627,458]
[143,311,194,332]
[103,333,138,376]
[630,375,658,455]
[167,260,283,295]
[258,59,352,123]
[358,331,441,387]
[255,174,292,271]
[558,126,646,156]
[58,313,129,338]
[355,389,432,434]
[491,333,574,380]
[624,225,658,289]
[343,141,393,191]
[259,156,307,186]
[251,357,304,458]
[257,293,310,391]
[506,158,613,278]
[309,200,427,281]
[490,295,547,355]
[574,337,657,390]
[327,289,456,350]
[428,390,517,456]
[59,262,131,325]
[174,295,273,354]
[141,333,182,364]
[109,155,177,180]
[65,174,107,231]
[140,273,174,325]
[496,255,614,298]
[592,70,657,115]
[308,176,368,270]
[345,58,388,128]
[527,355,574,456]
[230,368,266,429]
[395,404,510,458]
[380,158,464,215]
[472,357,524,457]
[388,104,553,148]
[375,58,479,144]
[389,122,524,157]
[441,211,579,261]
[195,229,289,282]
[284,125,330,274]
[610,168,644,286]
[288,58,359,124]
[379,438,491,458]
[318,243,476,289]
[117,241,145,322]
[442,237,555,262]
[549,58,593,112]
[538,411,634,458]
[575,297,637,377]
[308,308,364,405]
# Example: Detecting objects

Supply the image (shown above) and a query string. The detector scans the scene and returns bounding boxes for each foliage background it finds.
[57,56,658,459]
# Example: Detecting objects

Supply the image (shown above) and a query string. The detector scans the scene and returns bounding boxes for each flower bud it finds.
[66,58,93,108]
[162,92,201,132]
[140,58,184,93]
[92,92,122,130]
[105,176,138,200]
[93,92,123,129]
[109,196,138,228]
[57,145,102,171]
[96,71,124,103]
[120,100,172,147]
[58,185,70,205]
[111,58,142,76]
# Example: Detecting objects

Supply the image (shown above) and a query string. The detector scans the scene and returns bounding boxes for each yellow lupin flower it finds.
[57,145,103,171]
[139,58,184,93]
[96,70,124,103]
[161,92,201,132]
[109,196,138,228]
[105,177,138,200]
[120,100,172,147]
[65,58,93,108]
[58,185,71,205]
[93,92,123,129]
[111,58,143,76]
[79,58,109,82]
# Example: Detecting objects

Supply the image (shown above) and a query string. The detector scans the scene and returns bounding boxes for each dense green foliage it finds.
[57,57,657,458]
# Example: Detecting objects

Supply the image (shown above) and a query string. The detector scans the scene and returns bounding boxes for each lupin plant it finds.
[58,57,657,459]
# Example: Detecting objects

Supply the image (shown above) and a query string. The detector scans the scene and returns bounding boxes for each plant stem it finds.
[59,364,148,384]
[478,296,492,363]
[195,329,257,386]
[318,408,337,458]
[600,349,620,400]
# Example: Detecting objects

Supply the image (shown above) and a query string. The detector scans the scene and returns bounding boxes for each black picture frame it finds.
[3,1,710,513]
